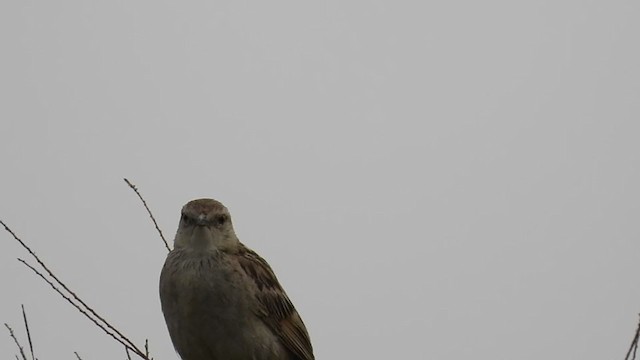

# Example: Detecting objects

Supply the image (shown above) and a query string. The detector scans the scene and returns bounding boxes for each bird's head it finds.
[174,198,239,252]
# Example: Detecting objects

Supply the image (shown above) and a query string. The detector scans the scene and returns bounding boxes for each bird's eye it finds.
[181,214,190,223]
[215,214,227,226]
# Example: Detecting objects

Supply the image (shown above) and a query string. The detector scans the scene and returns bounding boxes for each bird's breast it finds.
[159,250,285,360]
[161,250,250,319]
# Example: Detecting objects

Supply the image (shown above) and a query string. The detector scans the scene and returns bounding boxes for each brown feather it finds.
[237,244,315,360]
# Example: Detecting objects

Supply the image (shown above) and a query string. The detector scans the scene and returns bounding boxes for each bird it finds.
[159,198,314,360]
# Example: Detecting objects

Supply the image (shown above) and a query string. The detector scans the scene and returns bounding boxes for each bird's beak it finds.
[196,214,208,226]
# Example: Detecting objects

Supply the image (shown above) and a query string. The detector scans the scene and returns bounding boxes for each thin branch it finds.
[0,220,147,358]
[125,346,133,360]
[16,258,149,359]
[4,323,28,360]
[74,351,82,360]
[625,314,640,360]
[17,258,120,340]
[20,305,35,360]
[145,339,152,360]
[123,178,171,252]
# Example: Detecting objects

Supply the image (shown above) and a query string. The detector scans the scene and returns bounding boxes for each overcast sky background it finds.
[1,1,639,359]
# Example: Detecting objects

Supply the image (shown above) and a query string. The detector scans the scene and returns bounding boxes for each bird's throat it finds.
[189,227,217,251]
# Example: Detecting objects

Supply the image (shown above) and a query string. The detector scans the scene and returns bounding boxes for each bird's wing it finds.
[236,244,314,360]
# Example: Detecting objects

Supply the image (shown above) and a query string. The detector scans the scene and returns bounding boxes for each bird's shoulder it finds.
[233,243,315,360]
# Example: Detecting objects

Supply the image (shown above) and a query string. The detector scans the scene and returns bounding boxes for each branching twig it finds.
[2,181,166,360]
[20,305,35,360]
[4,323,28,360]
[2,218,141,352]
[17,260,126,345]
[123,178,171,252]
[16,259,148,359]
[625,314,640,360]
[1,220,150,360]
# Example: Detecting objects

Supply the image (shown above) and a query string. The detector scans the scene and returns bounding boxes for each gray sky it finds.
[1,1,639,359]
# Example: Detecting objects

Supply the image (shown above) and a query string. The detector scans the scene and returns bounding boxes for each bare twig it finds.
[0,220,150,360]
[17,259,124,343]
[16,258,148,359]
[20,305,35,360]
[145,339,152,360]
[125,346,133,360]
[2,219,142,352]
[625,314,640,360]
[123,178,171,252]
[4,323,28,360]
[74,351,82,360]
